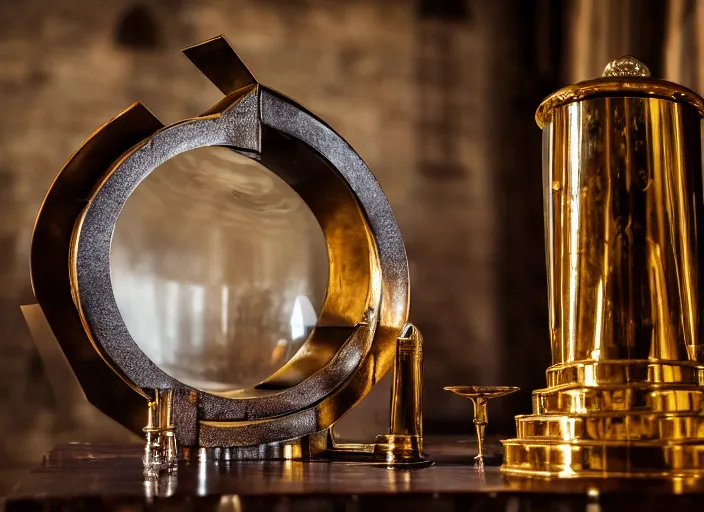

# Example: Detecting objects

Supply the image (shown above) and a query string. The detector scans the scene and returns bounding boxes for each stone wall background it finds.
[0,0,585,489]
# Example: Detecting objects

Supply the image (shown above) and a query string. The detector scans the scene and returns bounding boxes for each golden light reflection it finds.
[557,444,577,478]
[566,105,583,364]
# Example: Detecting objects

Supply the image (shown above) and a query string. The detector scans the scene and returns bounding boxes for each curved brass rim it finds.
[535,77,704,128]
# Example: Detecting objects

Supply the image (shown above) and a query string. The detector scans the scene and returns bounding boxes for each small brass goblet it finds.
[444,386,519,461]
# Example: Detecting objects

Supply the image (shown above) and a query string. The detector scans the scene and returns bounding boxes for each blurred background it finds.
[0,0,701,493]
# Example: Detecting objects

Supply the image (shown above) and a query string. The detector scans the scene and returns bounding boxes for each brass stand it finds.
[142,399,161,475]
[325,323,430,467]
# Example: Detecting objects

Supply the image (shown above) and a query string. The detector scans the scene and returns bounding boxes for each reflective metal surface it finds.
[503,57,704,477]
[535,76,704,129]
[112,147,327,392]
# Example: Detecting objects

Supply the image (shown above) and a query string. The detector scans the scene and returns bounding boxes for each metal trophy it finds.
[503,56,704,478]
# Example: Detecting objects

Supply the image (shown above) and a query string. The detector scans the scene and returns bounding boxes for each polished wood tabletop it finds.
[5,438,704,511]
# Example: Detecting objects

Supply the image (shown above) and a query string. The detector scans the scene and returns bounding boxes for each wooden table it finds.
[5,438,704,511]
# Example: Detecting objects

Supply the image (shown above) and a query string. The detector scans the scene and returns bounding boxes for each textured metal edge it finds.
[259,88,409,336]
[70,86,381,422]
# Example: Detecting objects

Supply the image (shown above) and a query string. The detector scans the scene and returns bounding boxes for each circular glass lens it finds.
[111,146,329,393]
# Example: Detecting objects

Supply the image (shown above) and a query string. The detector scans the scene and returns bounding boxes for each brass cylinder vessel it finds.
[502,57,704,477]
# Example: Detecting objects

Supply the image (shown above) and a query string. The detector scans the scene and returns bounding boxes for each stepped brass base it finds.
[502,361,704,478]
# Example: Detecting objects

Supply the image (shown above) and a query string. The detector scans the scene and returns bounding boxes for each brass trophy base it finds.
[502,360,704,477]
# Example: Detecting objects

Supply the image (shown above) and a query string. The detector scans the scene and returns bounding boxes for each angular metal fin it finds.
[31,101,164,435]
[182,35,258,95]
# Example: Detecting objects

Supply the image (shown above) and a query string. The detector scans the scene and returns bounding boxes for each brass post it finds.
[373,323,427,465]
[472,397,487,459]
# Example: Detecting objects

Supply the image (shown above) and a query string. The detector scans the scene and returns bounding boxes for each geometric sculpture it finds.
[28,35,426,470]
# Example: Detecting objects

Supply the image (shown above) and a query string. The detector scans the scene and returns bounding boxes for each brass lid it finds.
[535,56,704,128]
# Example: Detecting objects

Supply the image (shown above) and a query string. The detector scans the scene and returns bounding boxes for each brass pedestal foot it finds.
[502,363,704,477]
[373,434,429,466]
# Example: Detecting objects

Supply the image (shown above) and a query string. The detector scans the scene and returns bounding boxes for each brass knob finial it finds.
[602,56,651,77]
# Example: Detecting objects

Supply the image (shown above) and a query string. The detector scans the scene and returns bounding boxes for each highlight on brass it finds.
[502,56,704,478]
[444,386,519,462]
[26,35,428,472]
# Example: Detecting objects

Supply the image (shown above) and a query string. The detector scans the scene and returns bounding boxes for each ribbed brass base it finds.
[502,361,704,477]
